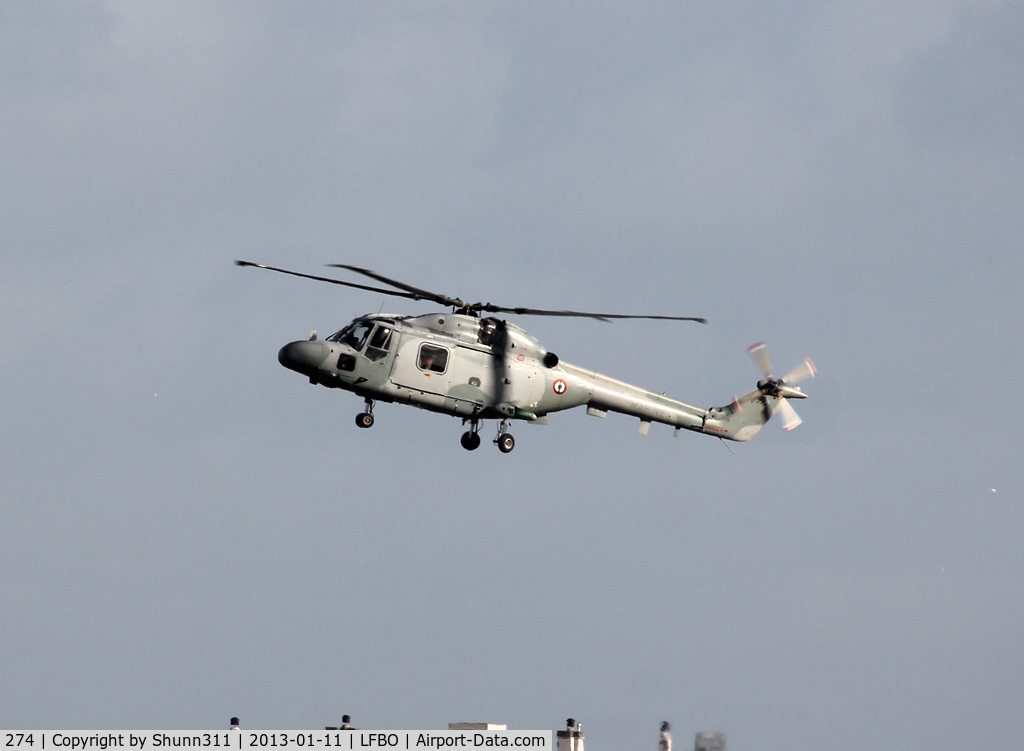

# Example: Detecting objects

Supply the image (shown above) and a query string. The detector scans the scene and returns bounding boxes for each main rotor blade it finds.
[782,357,817,385]
[775,397,803,431]
[249,261,706,322]
[474,303,706,324]
[327,264,466,309]
[748,342,773,378]
[236,261,422,300]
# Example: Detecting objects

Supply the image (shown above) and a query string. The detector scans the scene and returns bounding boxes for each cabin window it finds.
[418,343,449,374]
[365,325,392,362]
[337,353,356,372]
[340,321,373,351]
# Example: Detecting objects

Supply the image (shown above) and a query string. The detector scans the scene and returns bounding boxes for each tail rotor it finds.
[747,342,816,431]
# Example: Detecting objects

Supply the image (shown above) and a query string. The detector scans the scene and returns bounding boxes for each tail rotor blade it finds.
[748,342,773,378]
[775,397,803,431]
[782,357,817,385]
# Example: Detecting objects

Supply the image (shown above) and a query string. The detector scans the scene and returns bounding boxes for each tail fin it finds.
[704,389,775,442]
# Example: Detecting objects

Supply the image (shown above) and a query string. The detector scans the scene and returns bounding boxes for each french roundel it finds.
[553,379,567,395]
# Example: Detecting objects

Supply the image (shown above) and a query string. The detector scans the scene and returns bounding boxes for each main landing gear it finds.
[460,418,515,453]
[355,398,375,429]
[460,419,482,451]
[494,419,515,454]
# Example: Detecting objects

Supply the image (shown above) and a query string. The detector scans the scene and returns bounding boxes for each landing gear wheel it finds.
[460,431,481,451]
[497,433,515,453]
[356,412,374,429]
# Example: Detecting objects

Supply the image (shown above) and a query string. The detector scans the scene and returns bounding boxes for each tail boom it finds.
[555,363,776,442]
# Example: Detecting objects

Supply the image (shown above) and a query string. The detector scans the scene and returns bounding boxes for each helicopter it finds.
[237,261,816,453]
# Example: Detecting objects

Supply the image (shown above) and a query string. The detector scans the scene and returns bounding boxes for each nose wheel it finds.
[356,398,375,429]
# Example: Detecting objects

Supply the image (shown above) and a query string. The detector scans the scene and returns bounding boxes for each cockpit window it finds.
[418,343,449,374]
[339,321,373,351]
[478,318,499,346]
[364,325,392,362]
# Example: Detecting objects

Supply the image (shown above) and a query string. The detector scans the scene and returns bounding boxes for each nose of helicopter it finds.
[278,340,328,373]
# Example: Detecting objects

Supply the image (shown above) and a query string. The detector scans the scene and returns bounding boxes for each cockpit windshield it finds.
[327,321,374,351]
[326,326,350,343]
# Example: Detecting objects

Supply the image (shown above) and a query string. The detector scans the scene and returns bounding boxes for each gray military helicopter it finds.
[238,261,815,453]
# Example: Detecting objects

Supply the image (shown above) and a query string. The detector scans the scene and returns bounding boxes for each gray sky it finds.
[2,2,1022,748]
